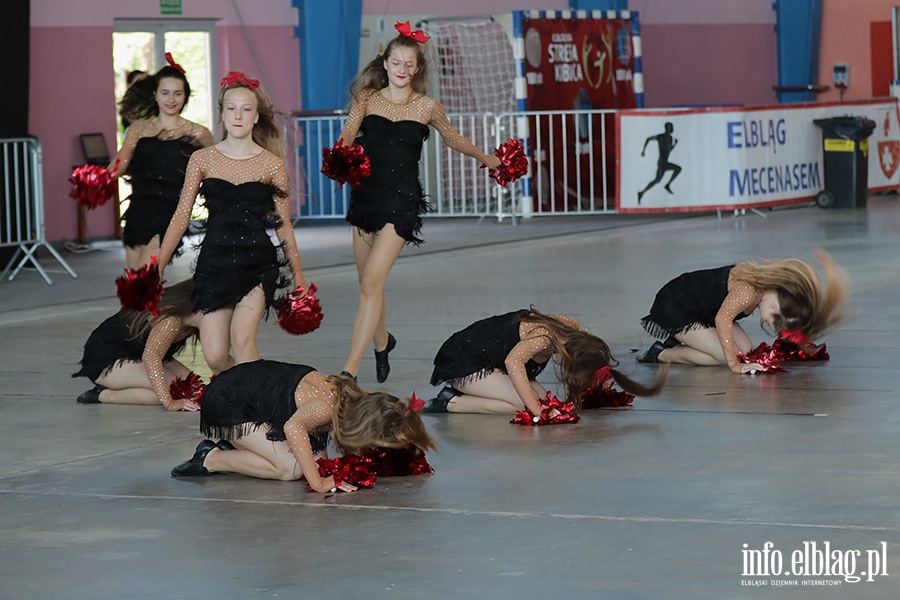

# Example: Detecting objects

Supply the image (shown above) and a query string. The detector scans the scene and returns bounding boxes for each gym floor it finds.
[0,203,897,599]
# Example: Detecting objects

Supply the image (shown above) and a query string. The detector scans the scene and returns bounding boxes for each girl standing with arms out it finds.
[72,280,231,411]
[427,308,665,415]
[335,22,502,383]
[170,360,436,493]
[113,55,214,269]
[156,72,307,368]
[636,250,849,372]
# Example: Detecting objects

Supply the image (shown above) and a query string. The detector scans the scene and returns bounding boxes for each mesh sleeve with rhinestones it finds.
[142,315,183,410]
[269,158,304,282]
[110,119,149,174]
[716,277,761,366]
[504,323,554,414]
[282,371,336,488]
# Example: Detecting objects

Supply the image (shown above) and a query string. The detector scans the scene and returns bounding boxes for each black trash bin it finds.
[813,116,876,209]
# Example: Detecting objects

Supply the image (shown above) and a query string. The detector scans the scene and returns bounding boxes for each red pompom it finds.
[310,455,378,492]
[484,138,528,187]
[321,139,372,188]
[276,283,323,335]
[511,391,581,426]
[773,337,829,361]
[362,445,434,477]
[69,164,117,210]
[738,342,786,373]
[115,256,165,316]
[169,372,206,405]
[581,366,635,409]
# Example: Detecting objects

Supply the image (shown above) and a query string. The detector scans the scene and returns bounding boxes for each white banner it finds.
[616,99,900,213]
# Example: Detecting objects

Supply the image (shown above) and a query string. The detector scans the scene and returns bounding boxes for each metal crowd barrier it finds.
[290,108,618,224]
[0,137,76,285]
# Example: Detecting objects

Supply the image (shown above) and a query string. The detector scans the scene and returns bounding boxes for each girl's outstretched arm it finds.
[715,280,762,373]
[429,100,502,169]
[504,334,553,415]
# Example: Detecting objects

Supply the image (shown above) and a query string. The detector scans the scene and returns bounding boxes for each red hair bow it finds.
[779,330,810,345]
[395,21,430,43]
[164,52,185,74]
[405,392,425,416]
[220,71,260,91]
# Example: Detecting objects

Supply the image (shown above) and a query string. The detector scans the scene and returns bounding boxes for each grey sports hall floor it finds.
[1,201,897,599]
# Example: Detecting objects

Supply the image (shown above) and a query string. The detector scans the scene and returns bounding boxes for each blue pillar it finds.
[773,0,823,103]
[293,0,362,111]
[568,0,628,10]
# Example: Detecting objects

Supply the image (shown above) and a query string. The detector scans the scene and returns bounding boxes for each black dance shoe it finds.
[636,341,666,364]
[339,371,357,382]
[216,440,236,452]
[374,333,397,383]
[171,439,216,477]
[662,336,681,349]
[423,386,462,413]
[76,384,106,404]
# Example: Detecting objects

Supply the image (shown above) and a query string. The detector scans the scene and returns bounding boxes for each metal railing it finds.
[1,137,77,285]
[290,108,618,223]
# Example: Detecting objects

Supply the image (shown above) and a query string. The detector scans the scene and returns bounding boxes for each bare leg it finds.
[198,307,236,373]
[137,236,161,269]
[125,245,143,271]
[449,371,548,414]
[659,325,752,365]
[342,225,405,375]
[94,360,189,405]
[204,427,301,480]
[231,285,266,365]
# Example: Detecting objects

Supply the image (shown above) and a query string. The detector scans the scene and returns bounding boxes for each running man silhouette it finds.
[638,122,682,204]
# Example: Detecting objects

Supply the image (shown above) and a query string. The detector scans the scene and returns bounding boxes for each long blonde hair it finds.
[349,34,430,100]
[730,253,848,338]
[217,77,285,159]
[127,279,198,341]
[518,308,666,410]
[328,375,437,454]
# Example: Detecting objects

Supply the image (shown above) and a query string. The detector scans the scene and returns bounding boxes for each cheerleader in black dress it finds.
[636,250,849,373]
[71,280,216,411]
[156,72,307,369]
[170,360,436,493]
[427,308,664,415]
[112,57,213,269]
[333,22,502,383]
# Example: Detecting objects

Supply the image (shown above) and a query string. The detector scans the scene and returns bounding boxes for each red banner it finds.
[523,17,637,210]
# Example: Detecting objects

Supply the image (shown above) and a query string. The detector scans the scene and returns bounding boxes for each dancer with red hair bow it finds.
[332,21,502,384]
[156,72,307,372]
[112,53,213,269]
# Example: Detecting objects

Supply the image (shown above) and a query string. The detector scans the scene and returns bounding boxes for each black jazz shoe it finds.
[76,384,106,404]
[423,386,462,413]
[374,333,396,384]
[636,341,666,364]
[339,371,357,382]
[171,439,217,477]
[216,440,236,452]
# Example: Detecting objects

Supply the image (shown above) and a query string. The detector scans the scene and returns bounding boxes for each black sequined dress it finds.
[121,136,203,258]
[347,115,430,244]
[640,265,751,338]
[72,310,188,382]
[199,359,328,452]
[192,179,289,313]
[430,310,550,386]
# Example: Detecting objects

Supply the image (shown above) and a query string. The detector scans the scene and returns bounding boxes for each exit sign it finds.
[161,0,182,15]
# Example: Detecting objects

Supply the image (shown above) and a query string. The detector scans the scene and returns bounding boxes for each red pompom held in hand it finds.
[169,372,206,406]
[277,283,324,335]
[321,139,372,188]
[69,161,118,210]
[581,366,635,409]
[511,391,581,426]
[483,139,528,187]
[739,335,829,373]
[115,256,165,317]
[310,455,378,492]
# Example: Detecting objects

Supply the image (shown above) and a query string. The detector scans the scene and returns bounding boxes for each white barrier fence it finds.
[290,108,619,223]
[0,137,76,285]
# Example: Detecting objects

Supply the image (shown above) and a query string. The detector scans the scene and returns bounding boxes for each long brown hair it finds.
[127,279,198,341]
[518,308,666,409]
[328,375,437,454]
[119,65,191,123]
[730,253,849,339]
[349,34,430,100]
[217,77,285,159]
